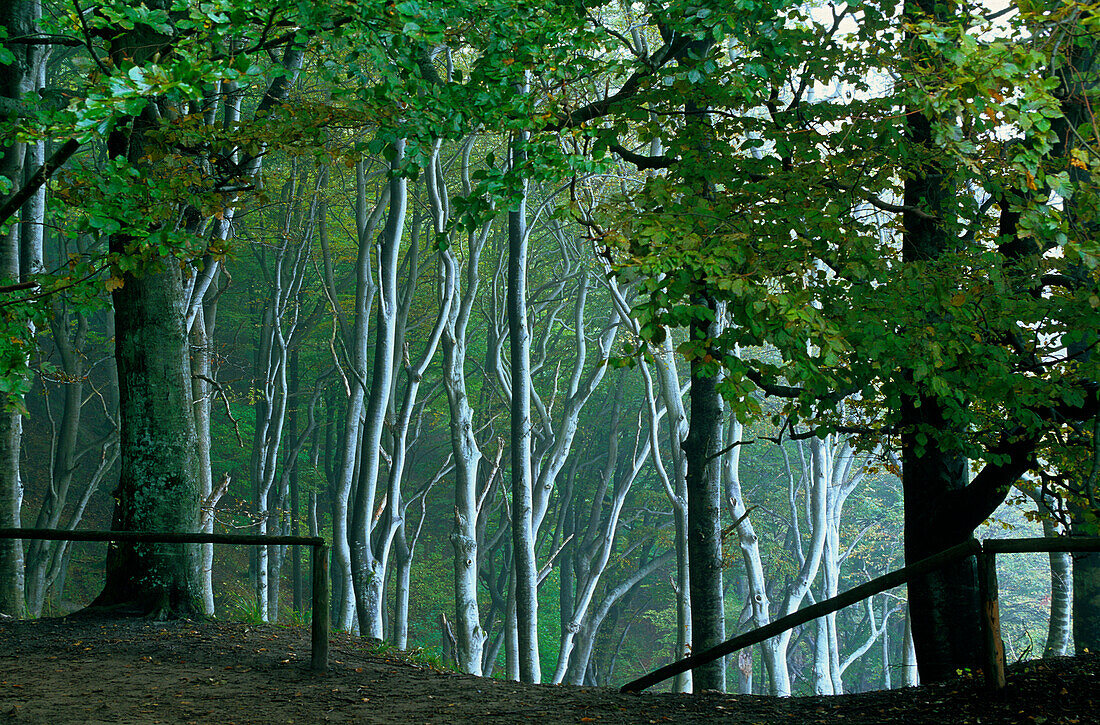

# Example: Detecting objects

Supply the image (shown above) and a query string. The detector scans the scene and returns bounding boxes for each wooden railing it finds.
[620,536,1100,693]
[0,528,330,671]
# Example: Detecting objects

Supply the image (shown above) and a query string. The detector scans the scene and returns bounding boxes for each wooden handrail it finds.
[0,528,324,547]
[983,536,1100,555]
[0,528,330,671]
[621,536,1100,694]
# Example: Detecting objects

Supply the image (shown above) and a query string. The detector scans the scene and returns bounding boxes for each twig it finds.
[193,373,244,446]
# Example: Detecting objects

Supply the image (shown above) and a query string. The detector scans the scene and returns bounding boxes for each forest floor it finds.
[0,616,1095,724]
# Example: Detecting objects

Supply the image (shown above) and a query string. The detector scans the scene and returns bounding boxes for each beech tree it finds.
[3,0,1091,695]
[0,0,49,617]
[43,0,317,616]
[611,0,1100,683]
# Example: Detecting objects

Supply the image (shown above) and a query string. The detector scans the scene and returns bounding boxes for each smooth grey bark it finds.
[251,208,290,622]
[474,479,510,678]
[268,369,323,622]
[350,140,408,639]
[486,210,624,681]
[289,349,302,613]
[1044,531,1072,658]
[250,166,322,622]
[652,340,692,693]
[326,163,387,631]
[722,414,782,694]
[431,136,491,675]
[367,202,454,641]
[766,437,830,696]
[391,521,413,649]
[508,124,540,683]
[526,244,625,536]
[190,301,216,616]
[882,610,892,690]
[818,436,874,694]
[1024,487,1072,657]
[812,615,832,695]
[389,456,449,648]
[901,611,919,686]
[189,238,229,617]
[838,596,899,685]
[566,548,676,685]
[184,73,237,616]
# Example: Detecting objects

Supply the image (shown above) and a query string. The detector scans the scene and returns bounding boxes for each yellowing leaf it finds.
[105,276,125,292]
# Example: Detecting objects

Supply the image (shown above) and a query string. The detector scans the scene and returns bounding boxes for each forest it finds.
[0,0,1098,699]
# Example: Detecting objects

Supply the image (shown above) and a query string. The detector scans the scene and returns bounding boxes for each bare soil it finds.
[0,616,1095,724]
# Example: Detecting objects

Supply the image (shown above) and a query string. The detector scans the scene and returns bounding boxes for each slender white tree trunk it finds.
[901,611,919,686]
[723,414,783,692]
[191,305,216,615]
[508,122,540,683]
[0,0,47,618]
[435,141,490,673]
[327,165,387,631]
[651,341,692,693]
[770,437,830,696]
[350,141,407,638]
[552,383,655,683]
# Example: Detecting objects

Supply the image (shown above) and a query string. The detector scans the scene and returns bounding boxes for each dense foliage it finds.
[1,0,1097,695]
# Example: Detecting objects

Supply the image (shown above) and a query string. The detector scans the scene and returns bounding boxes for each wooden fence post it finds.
[311,544,329,672]
[977,548,1005,690]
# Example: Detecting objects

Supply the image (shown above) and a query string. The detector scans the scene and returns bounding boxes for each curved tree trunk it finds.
[350,142,407,639]
[723,414,783,693]
[899,0,989,679]
[433,137,491,675]
[327,164,387,631]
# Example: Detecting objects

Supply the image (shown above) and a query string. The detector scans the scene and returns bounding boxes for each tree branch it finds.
[0,138,80,227]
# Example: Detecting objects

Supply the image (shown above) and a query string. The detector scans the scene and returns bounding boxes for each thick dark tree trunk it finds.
[89,6,202,617]
[1072,507,1100,654]
[898,0,990,679]
[683,294,725,692]
[94,258,202,617]
[900,397,979,680]
[1050,5,1100,662]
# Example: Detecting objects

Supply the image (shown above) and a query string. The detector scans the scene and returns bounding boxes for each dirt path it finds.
[0,617,1094,724]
